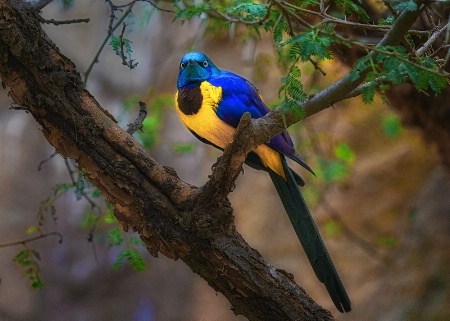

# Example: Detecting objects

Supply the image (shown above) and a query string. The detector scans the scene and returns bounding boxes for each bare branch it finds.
[416,22,449,56]
[84,1,137,84]
[0,232,63,249]
[37,150,59,171]
[39,17,90,25]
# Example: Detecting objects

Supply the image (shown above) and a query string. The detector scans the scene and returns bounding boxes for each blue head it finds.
[177,52,221,89]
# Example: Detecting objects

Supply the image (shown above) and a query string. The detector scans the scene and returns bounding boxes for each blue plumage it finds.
[177,52,313,175]
[175,52,351,313]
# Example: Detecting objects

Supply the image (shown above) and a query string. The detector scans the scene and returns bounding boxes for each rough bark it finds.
[0,1,332,320]
[0,1,425,320]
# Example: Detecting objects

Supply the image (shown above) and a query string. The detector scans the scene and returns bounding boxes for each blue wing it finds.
[208,72,314,175]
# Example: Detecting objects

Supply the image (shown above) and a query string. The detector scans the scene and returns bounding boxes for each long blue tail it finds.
[268,156,351,312]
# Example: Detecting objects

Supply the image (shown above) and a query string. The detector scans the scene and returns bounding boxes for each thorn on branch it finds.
[126,101,148,135]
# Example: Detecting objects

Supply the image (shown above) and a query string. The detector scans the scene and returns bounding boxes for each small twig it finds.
[64,159,100,210]
[308,58,326,76]
[143,0,174,13]
[416,22,449,57]
[0,232,63,249]
[87,215,101,265]
[9,103,29,112]
[116,22,138,69]
[39,17,90,25]
[84,0,137,84]
[383,1,397,18]
[119,23,128,66]
[343,76,388,100]
[37,150,59,171]
[424,7,437,31]
[126,101,148,135]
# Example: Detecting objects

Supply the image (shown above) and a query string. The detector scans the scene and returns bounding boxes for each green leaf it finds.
[91,189,102,198]
[104,211,116,224]
[60,0,75,10]
[80,211,99,229]
[174,2,210,21]
[108,229,123,247]
[375,235,399,248]
[174,143,196,154]
[109,36,121,55]
[429,73,448,95]
[383,115,403,138]
[336,0,369,22]
[112,248,146,272]
[324,221,342,237]
[378,16,394,25]
[26,226,38,235]
[348,2,369,22]
[396,0,418,12]
[227,2,267,21]
[361,84,375,104]
[75,172,86,201]
[281,30,332,61]
[129,236,145,246]
[13,249,45,289]
[334,143,355,164]
[317,158,349,183]
[273,15,288,48]
[349,56,370,82]
[53,183,74,196]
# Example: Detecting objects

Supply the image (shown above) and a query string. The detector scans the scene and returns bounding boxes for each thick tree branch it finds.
[0,1,335,320]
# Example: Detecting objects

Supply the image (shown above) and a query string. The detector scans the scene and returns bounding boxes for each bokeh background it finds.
[1,1,449,321]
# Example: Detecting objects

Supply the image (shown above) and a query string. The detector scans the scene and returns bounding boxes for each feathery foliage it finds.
[14,248,45,289]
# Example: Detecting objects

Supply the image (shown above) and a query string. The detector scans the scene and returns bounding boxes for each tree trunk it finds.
[0,1,333,320]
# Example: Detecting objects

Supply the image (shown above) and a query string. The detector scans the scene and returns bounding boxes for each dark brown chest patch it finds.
[177,86,203,115]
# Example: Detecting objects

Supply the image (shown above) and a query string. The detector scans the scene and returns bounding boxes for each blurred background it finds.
[0,1,449,320]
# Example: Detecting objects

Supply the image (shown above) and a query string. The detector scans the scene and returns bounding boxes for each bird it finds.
[175,51,351,313]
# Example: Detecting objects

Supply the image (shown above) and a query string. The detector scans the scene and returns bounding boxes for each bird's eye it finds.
[202,60,208,67]
[180,62,186,69]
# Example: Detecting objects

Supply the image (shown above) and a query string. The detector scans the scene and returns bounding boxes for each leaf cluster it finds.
[107,228,147,272]
[13,249,45,289]
[351,46,449,104]
[109,34,139,70]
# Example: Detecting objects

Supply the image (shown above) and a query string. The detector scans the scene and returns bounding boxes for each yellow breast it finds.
[175,81,285,179]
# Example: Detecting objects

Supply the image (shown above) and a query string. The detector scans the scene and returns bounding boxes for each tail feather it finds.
[268,156,351,313]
